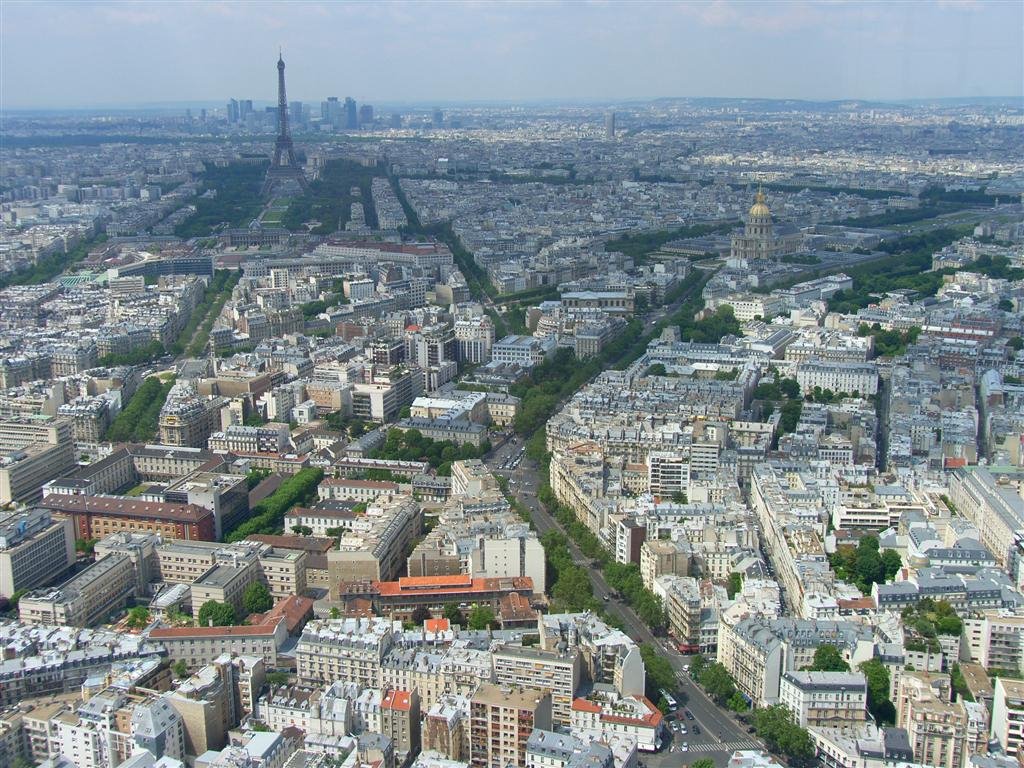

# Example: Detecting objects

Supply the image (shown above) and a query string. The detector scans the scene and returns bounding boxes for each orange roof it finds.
[838,597,875,610]
[944,457,968,469]
[249,595,314,633]
[375,576,532,597]
[150,617,283,639]
[572,698,602,714]
[424,618,450,633]
[382,689,413,712]
[397,574,473,589]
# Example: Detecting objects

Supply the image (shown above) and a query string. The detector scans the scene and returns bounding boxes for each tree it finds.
[171,659,189,678]
[468,604,498,630]
[640,643,677,702]
[291,525,313,536]
[753,705,815,760]
[197,600,237,627]
[646,363,667,377]
[243,582,273,615]
[329,606,341,619]
[75,538,98,555]
[699,662,737,705]
[860,658,896,725]
[266,671,290,687]
[881,550,902,581]
[443,602,465,627]
[411,606,432,625]
[809,644,850,672]
[125,606,151,629]
[671,490,688,504]
[690,759,715,768]
[726,572,743,599]
[727,692,750,712]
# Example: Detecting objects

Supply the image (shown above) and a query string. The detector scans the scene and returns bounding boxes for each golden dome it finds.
[749,188,771,218]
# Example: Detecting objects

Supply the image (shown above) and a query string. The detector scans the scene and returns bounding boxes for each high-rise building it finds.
[359,104,374,126]
[344,97,358,129]
[390,113,402,129]
[239,100,254,120]
[470,683,552,768]
[289,100,303,128]
[227,99,239,123]
[432,108,444,127]
[605,111,615,139]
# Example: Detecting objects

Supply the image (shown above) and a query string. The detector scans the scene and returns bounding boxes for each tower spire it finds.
[262,51,309,198]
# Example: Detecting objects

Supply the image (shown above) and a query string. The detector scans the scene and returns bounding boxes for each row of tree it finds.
[97,340,166,368]
[0,233,106,290]
[105,376,176,443]
[224,467,324,541]
[602,561,667,631]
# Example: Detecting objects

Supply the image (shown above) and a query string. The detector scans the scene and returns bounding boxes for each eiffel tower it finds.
[262,52,310,198]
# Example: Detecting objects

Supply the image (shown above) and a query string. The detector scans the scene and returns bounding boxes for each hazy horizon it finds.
[1,0,1022,110]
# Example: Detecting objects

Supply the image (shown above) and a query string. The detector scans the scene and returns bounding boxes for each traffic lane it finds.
[509,460,756,748]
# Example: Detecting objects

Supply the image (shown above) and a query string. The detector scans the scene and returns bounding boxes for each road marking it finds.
[686,740,763,754]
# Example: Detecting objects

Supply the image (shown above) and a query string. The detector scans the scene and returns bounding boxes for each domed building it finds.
[728,189,802,267]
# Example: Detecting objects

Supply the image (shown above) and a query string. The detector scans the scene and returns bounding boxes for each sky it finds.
[1,0,1022,109]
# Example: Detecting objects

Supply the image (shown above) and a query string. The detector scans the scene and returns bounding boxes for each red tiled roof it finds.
[375,575,532,597]
[424,618,450,633]
[150,617,283,639]
[382,689,413,712]
[40,494,212,523]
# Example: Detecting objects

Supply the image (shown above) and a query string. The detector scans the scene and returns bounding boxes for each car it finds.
[685,710,694,720]
[603,595,610,601]
[679,727,688,735]
[680,743,689,752]
[683,664,690,671]
[692,725,700,735]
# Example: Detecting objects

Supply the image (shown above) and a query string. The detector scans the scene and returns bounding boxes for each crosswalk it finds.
[684,740,763,754]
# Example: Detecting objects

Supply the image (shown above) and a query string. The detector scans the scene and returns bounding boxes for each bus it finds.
[659,689,678,711]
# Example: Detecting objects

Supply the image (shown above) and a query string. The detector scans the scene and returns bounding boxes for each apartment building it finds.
[382,688,421,757]
[796,361,879,397]
[993,677,1024,757]
[569,691,663,753]
[779,671,868,728]
[492,645,581,728]
[963,611,1024,674]
[296,617,397,687]
[895,672,968,768]
[0,508,75,598]
[470,683,553,768]
[717,618,873,707]
[150,619,285,670]
[0,416,76,504]
[326,496,421,592]
[949,466,1024,569]
[18,553,136,627]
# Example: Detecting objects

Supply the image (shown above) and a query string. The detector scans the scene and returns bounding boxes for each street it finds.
[486,446,762,767]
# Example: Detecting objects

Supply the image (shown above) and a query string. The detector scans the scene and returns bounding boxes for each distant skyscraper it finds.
[344,97,357,129]
[262,52,309,198]
[239,99,254,120]
[227,99,239,123]
[390,113,402,129]
[322,97,341,128]
[605,111,616,139]
[359,104,374,127]
[290,101,303,128]
[432,108,444,127]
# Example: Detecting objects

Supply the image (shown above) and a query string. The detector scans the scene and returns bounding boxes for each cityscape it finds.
[0,3,1023,768]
